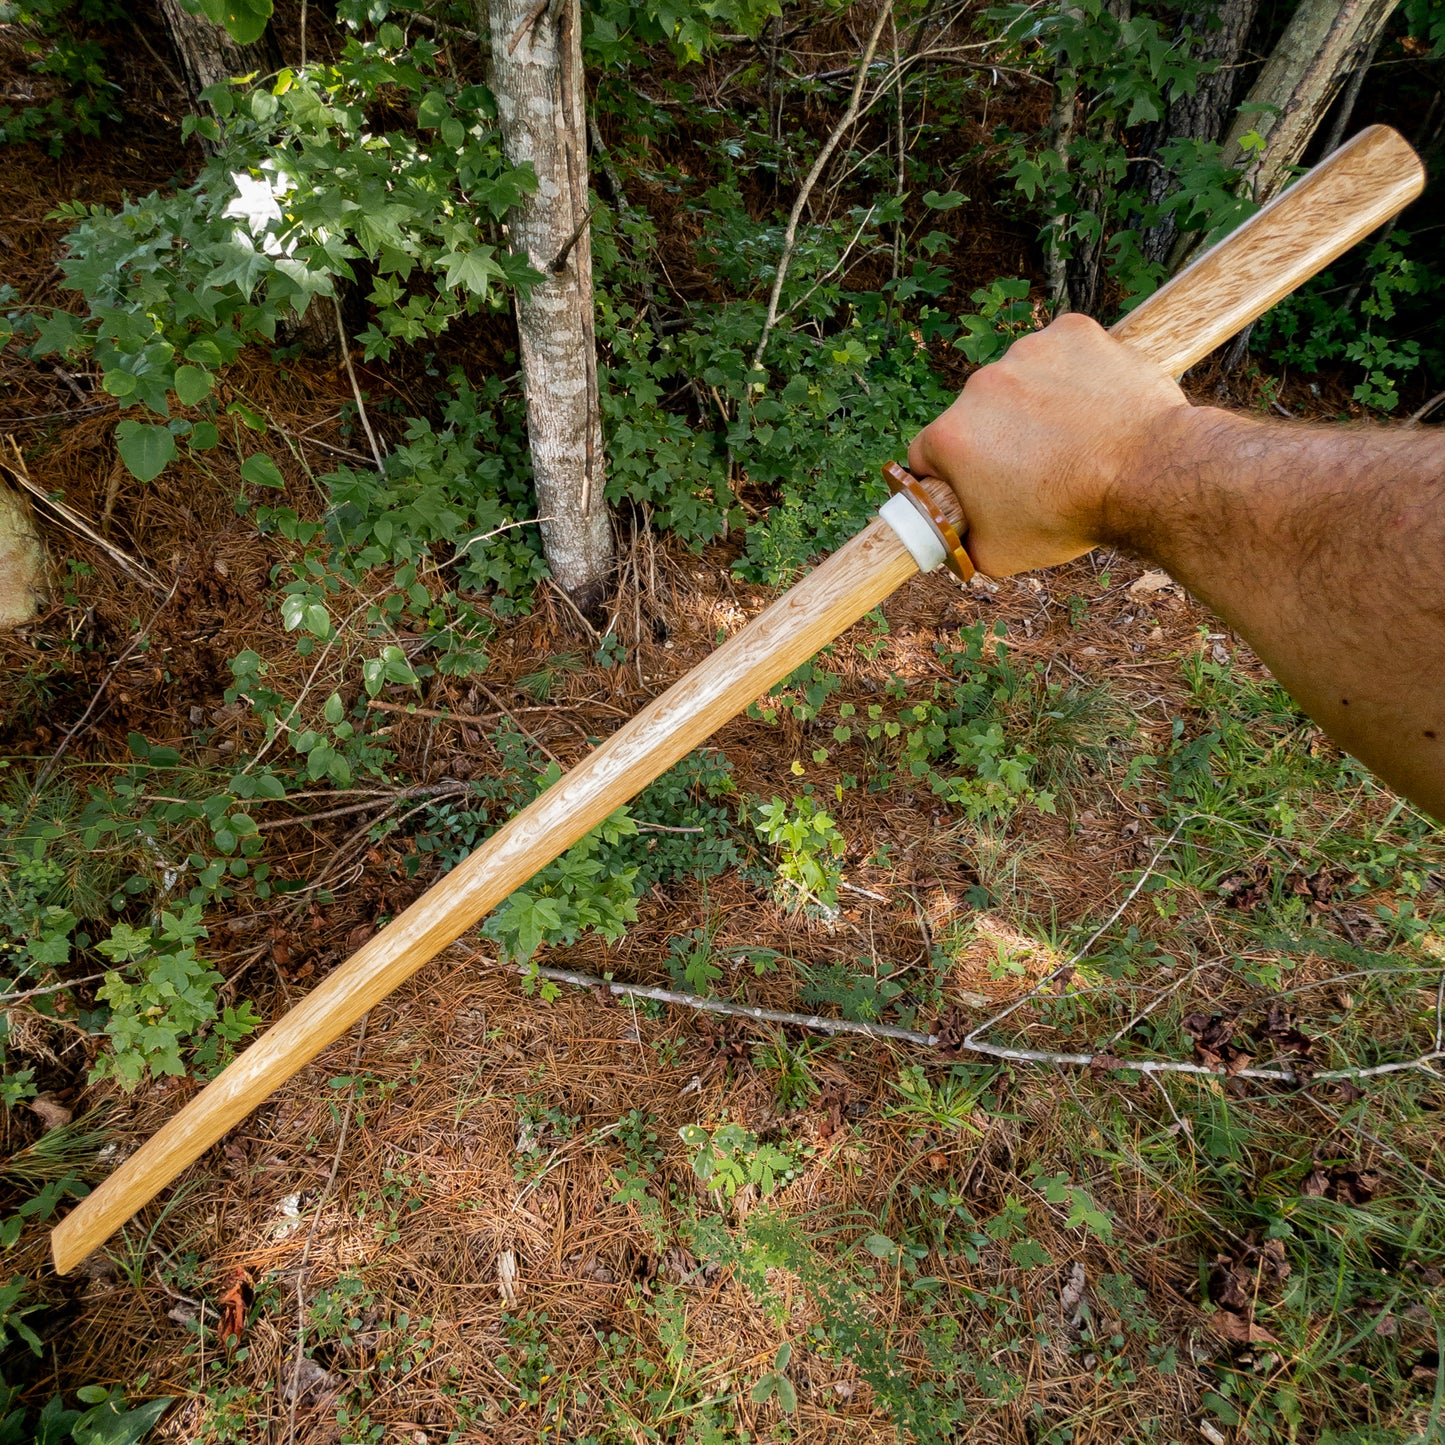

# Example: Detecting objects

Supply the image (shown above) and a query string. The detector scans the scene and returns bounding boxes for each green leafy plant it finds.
[749,1341,797,1414]
[0,1377,170,1445]
[0,0,123,156]
[988,0,1256,306]
[1253,229,1442,412]
[679,1122,801,1200]
[753,795,846,911]
[90,907,259,1088]
[484,797,641,983]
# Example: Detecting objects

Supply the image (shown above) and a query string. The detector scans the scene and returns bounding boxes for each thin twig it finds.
[549,202,600,273]
[0,972,109,1005]
[523,961,935,1043]
[963,816,1193,1050]
[332,296,385,473]
[750,1,893,371]
[546,576,601,639]
[284,1015,369,1445]
[508,0,549,53]
[256,783,468,831]
[1408,389,1445,424]
[474,681,563,766]
[364,699,579,723]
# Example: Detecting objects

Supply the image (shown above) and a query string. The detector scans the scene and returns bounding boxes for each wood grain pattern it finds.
[1111,125,1424,377]
[50,125,1424,1274]
[50,521,918,1273]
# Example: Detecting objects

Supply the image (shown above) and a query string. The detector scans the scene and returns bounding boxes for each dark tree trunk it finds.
[154,1,335,356]
[1220,0,1400,204]
[154,0,281,132]
[1138,0,1262,268]
[1063,0,1130,317]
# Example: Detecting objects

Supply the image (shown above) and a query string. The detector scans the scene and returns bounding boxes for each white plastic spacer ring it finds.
[879,491,947,574]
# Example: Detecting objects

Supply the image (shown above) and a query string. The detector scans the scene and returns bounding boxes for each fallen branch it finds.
[521,961,937,1044]
[365,699,581,723]
[256,782,469,831]
[0,971,110,1006]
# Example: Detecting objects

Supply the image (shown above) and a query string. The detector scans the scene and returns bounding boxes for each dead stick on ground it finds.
[284,1014,369,1445]
[523,964,1445,1085]
[474,680,563,766]
[0,972,110,1006]
[365,700,585,723]
[257,783,468,831]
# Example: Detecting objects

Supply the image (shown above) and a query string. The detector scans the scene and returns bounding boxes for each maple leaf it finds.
[437,245,503,297]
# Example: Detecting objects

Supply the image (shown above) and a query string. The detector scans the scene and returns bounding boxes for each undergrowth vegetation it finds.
[1,0,1442,1441]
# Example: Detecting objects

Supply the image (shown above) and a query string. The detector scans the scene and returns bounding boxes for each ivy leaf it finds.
[207,232,272,298]
[416,90,449,129]
[174,364,214,406]
[239,452,285,489]
[115,421,177,482]
[185,338,225,366]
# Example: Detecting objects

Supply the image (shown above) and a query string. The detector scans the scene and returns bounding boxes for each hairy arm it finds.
[908,313,1445,820]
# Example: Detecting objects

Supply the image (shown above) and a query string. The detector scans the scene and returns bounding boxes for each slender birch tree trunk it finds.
[486,0,612,613]
[1044,1,1082,311]
[1221,0,1400,204]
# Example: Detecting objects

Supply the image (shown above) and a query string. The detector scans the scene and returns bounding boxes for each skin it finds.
[907,312,1445,821]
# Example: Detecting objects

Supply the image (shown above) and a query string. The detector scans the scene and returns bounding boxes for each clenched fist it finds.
[906,313,1191,577]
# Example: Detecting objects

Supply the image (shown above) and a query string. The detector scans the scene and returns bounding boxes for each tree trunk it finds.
[486,0,612,613]
[1139,0,1261,267]
[1221,0,1400,204]
[1063,0,1129,316]
[154,0,281,134]
[0,479,44,628]
[1045,3,1081,310]
[155,2,336,355]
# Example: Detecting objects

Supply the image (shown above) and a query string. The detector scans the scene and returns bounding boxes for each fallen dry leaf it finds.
[26,1094,72,1131]
[1128,569,1174,596]
[1210,1309,1278,1345]
[217,1269,252,1347]
[1060,1261,1086,1323]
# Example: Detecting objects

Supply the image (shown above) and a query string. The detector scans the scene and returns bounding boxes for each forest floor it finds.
[3,14,1444,1445]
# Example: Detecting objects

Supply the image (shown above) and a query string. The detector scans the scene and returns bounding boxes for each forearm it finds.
[1101,408,1445,817]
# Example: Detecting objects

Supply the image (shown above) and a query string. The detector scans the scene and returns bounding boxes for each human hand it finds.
[906,313,1193,576]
